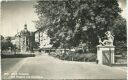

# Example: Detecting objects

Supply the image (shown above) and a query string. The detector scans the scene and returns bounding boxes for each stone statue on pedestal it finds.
[98,31,114,46]
[97,31,115,65]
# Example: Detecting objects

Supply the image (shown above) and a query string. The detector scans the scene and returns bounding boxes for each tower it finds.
[20,23,30,52]
[24,24,27,29]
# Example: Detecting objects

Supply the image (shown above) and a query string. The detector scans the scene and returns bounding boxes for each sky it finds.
[1,1,38,37]
[118,0,126,18]
[0,0,127,37]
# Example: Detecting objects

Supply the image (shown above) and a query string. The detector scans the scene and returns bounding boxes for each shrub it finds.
[49,50,96,62]
[115,41,127,57]
[1,54,35,58]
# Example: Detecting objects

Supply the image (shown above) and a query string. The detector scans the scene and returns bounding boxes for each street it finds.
[2,53,127,79]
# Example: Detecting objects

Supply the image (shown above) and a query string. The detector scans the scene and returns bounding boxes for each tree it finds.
[112,15,127,56]
[34,0,122,51]
[112,15,126,42]
[1,36,16,51]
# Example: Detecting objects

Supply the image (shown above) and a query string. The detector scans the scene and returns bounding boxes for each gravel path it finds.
[2,53,127,79]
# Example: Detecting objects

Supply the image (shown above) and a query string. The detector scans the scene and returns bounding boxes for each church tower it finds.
[20,23,30,52]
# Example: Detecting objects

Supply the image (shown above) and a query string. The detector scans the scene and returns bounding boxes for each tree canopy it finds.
[1,37,16,51]
[34,0,125,51]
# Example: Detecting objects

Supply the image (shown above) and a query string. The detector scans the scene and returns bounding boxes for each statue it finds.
[98,31,114,46]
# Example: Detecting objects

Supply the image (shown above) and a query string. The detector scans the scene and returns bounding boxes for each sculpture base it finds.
[97,45,115,65]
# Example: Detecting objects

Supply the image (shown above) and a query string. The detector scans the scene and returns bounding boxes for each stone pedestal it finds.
[97,45,115,65]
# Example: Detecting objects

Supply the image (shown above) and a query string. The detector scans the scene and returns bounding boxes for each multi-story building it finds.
[12,32,21,50]
[35,29,52,49]
[13,24,35,52]
[35,30,40,43]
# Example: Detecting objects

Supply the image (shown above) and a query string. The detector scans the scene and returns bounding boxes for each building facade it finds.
[35,29,52,49]
[35,30,40,43]
[13,24,35,52]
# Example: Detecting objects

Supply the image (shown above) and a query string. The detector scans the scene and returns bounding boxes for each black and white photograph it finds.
[0,0,127,80]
